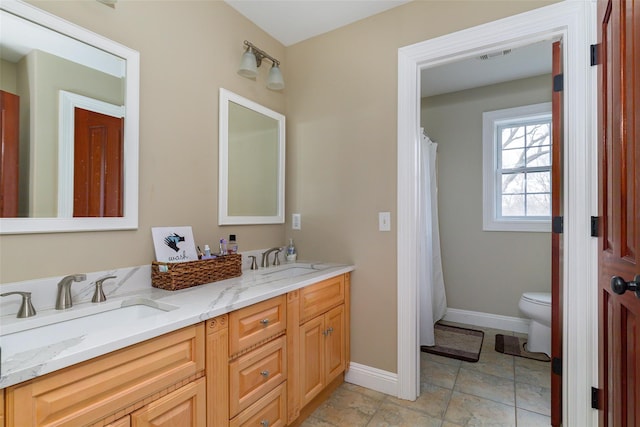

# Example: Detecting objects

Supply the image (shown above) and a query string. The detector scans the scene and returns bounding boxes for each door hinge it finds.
[591,387,601,409]
[590,44,600,66]
[552,216,564,234]
[552,357,562,375]
[591,216,600,237]
[553,74,564,92]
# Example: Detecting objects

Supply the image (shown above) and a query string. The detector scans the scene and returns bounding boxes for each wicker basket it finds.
[151,254,242,291]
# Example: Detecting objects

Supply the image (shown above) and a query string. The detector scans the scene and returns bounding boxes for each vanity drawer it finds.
[229,335,287,417]
[229,382,287,427]
[299,275,345,323]
[229,295,286,356]
[5,324,204,427]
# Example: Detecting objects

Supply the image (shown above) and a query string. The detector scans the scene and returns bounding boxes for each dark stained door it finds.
[550,40,564,427]
[0,90,20,217]
[597,0,640,425]
[73,107,124,217]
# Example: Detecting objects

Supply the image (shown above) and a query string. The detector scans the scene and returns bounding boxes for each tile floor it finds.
[301,322,551,427]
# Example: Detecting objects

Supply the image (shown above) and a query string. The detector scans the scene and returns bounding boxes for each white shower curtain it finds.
[419,129,447,347]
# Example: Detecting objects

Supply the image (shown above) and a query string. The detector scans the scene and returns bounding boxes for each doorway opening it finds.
[397,2,597,425]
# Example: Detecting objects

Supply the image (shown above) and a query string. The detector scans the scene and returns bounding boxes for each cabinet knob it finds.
[260,370,270,377]
[323,326,334,336]
[260,318,270,326]
[260,420,270,427]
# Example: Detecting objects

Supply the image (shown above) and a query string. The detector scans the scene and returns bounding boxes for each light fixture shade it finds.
[238,48,258,78]
[267,64,285,90]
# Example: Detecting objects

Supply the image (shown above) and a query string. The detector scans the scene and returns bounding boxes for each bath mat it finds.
[420,323,484,363]
[495,334,550,362]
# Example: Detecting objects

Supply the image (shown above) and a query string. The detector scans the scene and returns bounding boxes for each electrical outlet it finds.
[292,213,301,230]
[379,212,391,231]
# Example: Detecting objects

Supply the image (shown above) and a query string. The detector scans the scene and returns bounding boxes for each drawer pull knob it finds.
[260,420,270,427]
[260,318,270,325]
[260,370,270,377]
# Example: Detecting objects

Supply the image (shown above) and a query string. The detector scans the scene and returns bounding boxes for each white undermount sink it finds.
[0,298,178,354]
[258,266,318,281]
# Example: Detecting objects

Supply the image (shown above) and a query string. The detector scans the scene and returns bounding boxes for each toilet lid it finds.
[522,292,552,306]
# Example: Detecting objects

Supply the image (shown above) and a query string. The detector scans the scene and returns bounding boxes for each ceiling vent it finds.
[478,49,512,60]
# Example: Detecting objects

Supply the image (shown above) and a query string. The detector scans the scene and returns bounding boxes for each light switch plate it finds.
[379,212,391,231]
[292,213,301,230]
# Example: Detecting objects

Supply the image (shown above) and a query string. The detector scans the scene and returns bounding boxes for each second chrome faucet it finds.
[55,274,87,310]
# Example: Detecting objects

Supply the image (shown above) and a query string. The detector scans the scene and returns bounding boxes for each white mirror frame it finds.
[218,89,285,225]
[0,0,139,234]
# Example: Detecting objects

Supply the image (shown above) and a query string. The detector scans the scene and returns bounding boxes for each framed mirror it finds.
[0,0,139,234]
[219,89,285,225]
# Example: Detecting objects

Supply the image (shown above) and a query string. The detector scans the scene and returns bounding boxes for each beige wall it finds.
[0,0,558,376]
[285,0,557,373]
[0,1,286,283]
[421,75,552,318]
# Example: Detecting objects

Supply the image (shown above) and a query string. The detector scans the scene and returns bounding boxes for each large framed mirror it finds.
[218,89,285,225]
[0,0,139,234]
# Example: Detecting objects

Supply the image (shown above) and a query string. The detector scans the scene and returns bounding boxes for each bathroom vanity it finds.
[0,262,353,426]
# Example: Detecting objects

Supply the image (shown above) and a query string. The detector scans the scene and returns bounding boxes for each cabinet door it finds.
[130,378,206,427]
[299,316,325,406]
[324,305,346,385]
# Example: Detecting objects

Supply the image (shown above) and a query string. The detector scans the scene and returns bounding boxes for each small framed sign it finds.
[151,226,199,262]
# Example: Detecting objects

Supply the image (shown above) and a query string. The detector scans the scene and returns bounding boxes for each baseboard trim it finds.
[344,362,398,397]
[443,308,530,334]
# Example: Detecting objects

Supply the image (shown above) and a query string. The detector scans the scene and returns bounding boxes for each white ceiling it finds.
[225,1,553,97]
[421,40,553,97]
[224,0,412,47]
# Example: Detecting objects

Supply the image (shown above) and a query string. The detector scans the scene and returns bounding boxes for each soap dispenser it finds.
[286,238,297,262]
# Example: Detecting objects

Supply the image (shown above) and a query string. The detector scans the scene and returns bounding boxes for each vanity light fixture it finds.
[237,40,285,90]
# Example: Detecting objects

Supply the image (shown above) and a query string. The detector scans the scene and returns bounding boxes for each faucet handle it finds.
[248,256,258,270]
[1,291,37,318]
[92,276,116,303]
[273,250,281,266]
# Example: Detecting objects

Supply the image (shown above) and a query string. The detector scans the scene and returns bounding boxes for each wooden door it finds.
[597,0,640,425]
[324,305,346,385]
[73,107,123,217]
[550,40,564,427]
[0,90,20,217]
[299,316,325,406]
[130,378,206,427]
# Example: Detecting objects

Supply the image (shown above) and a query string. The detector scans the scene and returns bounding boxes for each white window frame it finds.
[482,102,552,232]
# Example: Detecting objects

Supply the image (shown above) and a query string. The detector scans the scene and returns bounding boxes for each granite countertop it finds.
[0,261,354,389]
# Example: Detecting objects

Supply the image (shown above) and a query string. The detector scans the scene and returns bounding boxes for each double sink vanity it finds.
[0,260,354,426]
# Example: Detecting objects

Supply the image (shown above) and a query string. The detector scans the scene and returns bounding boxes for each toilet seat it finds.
[521,292,551,306]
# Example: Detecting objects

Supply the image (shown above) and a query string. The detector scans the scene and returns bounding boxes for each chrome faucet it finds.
[55,274,87,310]
[261,247,281,268]
[1,291,37,318]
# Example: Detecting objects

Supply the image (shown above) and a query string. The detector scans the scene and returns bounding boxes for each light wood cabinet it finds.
[287,273,350,424]
[2,272,349,427]
[5,324,205,427]
[229,383,287,427]
[229,335,287,417]
[299,305,345,407]
[104,416,131,427]
[130,378,206,426]
[229,295,286,356]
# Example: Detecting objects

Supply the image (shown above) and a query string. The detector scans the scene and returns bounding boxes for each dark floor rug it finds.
[420,322,484,363]
[495,334,550,362]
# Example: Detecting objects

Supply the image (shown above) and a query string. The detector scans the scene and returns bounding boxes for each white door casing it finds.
[397,2,598,426]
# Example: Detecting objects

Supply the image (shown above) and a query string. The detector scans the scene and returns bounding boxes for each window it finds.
[482,103,552,232]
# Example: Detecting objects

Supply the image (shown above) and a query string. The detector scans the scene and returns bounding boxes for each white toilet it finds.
[518,292,552,356]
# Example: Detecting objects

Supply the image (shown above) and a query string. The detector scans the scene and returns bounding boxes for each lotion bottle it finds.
[286,238,297,262]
